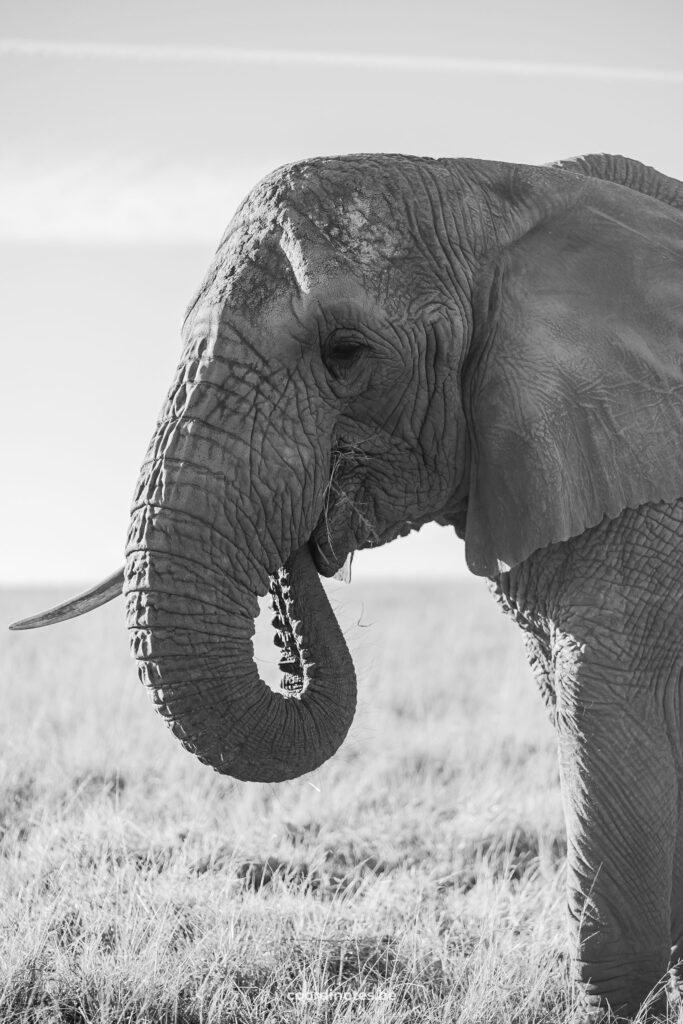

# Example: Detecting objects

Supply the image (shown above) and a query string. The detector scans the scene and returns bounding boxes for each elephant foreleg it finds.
[667,799,683,991]
[554,646,676,1019]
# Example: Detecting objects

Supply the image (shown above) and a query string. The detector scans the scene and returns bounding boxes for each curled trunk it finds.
[125,539,356,781]
[123,361,357,783]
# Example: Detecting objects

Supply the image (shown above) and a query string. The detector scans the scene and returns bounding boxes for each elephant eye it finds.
[322,330,367,380]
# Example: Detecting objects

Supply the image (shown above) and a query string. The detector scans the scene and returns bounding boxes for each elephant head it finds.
[12,153,683,786]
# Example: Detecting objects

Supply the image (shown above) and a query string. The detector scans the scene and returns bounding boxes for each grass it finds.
[0,576,634,1022]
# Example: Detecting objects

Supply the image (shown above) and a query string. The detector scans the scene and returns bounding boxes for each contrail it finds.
[1,37,682,84]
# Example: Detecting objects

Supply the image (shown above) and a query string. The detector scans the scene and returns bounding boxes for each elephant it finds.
[10,150,683,1020]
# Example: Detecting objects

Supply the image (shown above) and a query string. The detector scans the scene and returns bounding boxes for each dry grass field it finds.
[0,576,612,1022]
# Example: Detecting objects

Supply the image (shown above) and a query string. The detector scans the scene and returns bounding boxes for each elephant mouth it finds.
[310,500,433,577]
[310,525,358,578]
[310,471,385,575]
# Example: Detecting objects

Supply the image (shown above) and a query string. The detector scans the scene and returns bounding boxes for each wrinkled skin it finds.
[14,152,683,1019]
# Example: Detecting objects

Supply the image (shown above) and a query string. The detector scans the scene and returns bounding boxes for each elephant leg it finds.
[668,809,683,990]
[554,651,676,1019]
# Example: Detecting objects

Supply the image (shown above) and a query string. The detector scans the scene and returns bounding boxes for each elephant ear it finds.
[464,179,683,576]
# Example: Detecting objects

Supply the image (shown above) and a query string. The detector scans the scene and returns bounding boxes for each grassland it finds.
[0,577,639,1022]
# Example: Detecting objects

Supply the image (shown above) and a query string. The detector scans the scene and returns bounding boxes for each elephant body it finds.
[13,151,683,1019]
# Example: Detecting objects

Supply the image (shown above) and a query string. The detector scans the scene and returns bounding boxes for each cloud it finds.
[0,155,262,243]
[2,37,682,84]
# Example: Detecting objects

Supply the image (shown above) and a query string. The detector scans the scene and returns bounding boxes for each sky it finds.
[2,0,682,584]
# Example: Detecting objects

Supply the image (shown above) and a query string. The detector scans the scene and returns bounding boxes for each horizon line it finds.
[2,37,683,84]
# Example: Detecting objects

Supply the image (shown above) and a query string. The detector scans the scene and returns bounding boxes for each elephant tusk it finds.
[333,552,354,583]
[8,567,124,630]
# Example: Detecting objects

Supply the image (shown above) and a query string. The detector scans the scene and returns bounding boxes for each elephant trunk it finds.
[124,376,357,782]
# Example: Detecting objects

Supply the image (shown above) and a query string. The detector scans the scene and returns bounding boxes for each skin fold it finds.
[13,152,683,1019]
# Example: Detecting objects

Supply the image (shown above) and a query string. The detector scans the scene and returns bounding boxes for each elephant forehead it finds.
[237,157,415,270]
[183,157,431,335]
[287,187,413,268]
[276,205,387,298]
